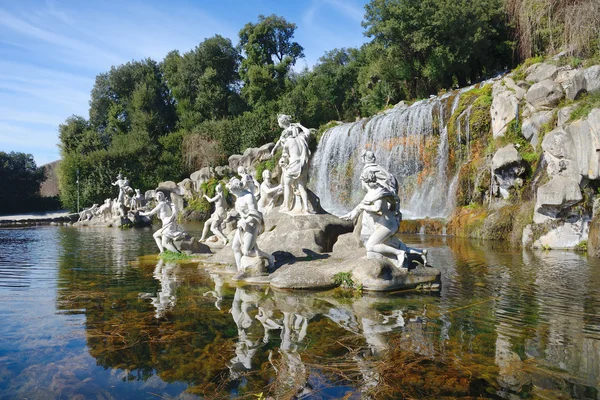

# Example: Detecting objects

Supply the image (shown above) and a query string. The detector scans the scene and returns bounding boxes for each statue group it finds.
[193,114,427,274]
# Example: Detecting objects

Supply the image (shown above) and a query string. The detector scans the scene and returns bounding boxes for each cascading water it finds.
[310,88,473,219]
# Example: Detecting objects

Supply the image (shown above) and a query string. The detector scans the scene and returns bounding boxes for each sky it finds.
[0,0,370,166]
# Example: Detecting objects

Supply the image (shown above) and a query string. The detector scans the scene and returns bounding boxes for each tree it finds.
[238,14,304,107]
[0,152,46,214]
[363,0,513,98]
[161,36,243,130]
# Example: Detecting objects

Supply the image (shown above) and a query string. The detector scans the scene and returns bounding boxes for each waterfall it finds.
[310,88,473,219]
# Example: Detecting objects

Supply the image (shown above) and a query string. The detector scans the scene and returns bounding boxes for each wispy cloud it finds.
[303,0,364,25]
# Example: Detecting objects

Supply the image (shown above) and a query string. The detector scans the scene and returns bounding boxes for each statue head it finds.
[262,169,271,181]
[277,114,292,128]
[361,150,376,164]
[215,183,223,193]
[155,191,166,202]
[360,169,379,190]
[227,178,245,194]
[135,188,141,195]
[116,173,123,179]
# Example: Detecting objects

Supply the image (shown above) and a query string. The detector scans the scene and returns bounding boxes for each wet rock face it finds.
[491,81,519,138]
[491,144,525,200]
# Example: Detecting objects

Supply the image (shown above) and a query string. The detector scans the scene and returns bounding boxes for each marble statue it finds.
[257,169,282,214]
[111,173,129,204]
[227,178,274,271]
[237,166,260,199]
[132,189,144,211]
[271,114,312,213]
[342,151,427,268]
[200,183,229,245]
[140,191,185,254]
[78,204,98,222]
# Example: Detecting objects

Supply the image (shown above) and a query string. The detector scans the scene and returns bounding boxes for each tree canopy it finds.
[0,152,47,215]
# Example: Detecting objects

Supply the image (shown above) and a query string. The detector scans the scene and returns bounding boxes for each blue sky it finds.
[0,0,369,166]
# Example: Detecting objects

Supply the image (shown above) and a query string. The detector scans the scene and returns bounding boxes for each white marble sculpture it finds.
[78,204,98,222]
[271,114,312,213]
[237,166,260,199]
[140,191,185,254]
[342,151,427,268]
[257,169,282,214]
[111,173,129,204]
[200,183,229,245]
[132,189,144,211]
[227,178,274,271]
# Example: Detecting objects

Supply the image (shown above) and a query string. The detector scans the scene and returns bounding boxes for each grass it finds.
[569,91,600,122]
[511,56,544,82]
[575,240,588,252]
[333,271,363,295]
[159,250,193,261]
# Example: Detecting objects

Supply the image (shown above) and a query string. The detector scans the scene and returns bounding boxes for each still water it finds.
[1,226,599,399]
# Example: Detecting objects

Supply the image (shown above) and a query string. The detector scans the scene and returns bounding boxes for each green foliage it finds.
[511,56,544,81]
[0,152,51,214]
[255,148,281,182]
[332,272,362,295]
[569,91,600,122]
[159,250,193,261]
[363,0,513,99]
[575,240,588,252]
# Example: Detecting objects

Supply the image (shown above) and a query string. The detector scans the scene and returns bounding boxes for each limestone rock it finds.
[352,259,440,291]
[534,176,582,223]
[522,110,554,147]
[145,190,156,201]
[525,63,558,83]
[258,211,353,261]
[233,256,270,280]
[557,69,586,100]
[557,105,576,126]
[492,144,522,170]
[533,218,589,249]
[584,65,600,93]
[526,79,564,109]
[175,237,211,255]
[491,144,525,199]
[190,167,214,190]
[541,127,576,162]
[504,77,526,100]
[491,81,519,138]
[214,165,232,178]
[588,214,600,257]
[564,109,600,179]
[228,154,242,170]
[177,178,194,199]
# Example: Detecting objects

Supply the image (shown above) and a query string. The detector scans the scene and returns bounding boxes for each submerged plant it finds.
[159,250,193,261]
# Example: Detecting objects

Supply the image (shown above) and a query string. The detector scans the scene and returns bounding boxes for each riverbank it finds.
[0,210,78,227]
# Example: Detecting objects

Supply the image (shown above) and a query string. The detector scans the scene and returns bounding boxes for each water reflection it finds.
[1,227,600,398]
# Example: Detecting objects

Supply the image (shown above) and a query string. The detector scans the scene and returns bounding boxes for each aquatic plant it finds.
[159,250,193,261]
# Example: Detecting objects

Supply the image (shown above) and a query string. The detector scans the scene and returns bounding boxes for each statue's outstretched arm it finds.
[203,193,220,203]
[140,203,161,217]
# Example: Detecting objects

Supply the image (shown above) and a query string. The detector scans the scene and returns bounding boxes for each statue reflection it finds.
[204,273,225,310]
[228,288,263,377]
[149,260,178,318]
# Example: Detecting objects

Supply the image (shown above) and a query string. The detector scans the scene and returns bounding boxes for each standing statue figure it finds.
[132,189,144,211]
[111,173,128,204]
[227,178,274,271]
[140,191,185,254]
[271,114,312,213]
[200,183,229,245]
[237,166,260,199]
[257,169,282,214]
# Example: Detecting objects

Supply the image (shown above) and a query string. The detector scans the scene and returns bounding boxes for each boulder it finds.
[525,63,559,83]
[177,178,194,199]
[526,79,564,109]
[228,154,242,170]
[233,256,270,281]
[557,69,586,100]
[491,144,525,199]
[584,65,600,93]
[557,105,576,126]
[258,211,353,261]
[564,109,600,179]
[534,176,582,223]
[504,77,526,100]
[175,237,211,255]
[190,167,214,190]
[144,190,156,201]
[214,165,232,178]
[522,110,554,147]
[533,218,589,249]
[491,81,519,138]
[492,144,522,170]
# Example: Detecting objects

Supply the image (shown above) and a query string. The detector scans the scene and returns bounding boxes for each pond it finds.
[0,225,599,399]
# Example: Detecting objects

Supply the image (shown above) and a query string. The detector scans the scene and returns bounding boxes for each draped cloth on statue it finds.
[283,127,310,180]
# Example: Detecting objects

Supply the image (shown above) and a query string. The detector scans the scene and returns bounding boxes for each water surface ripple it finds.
[0,227,599,399]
